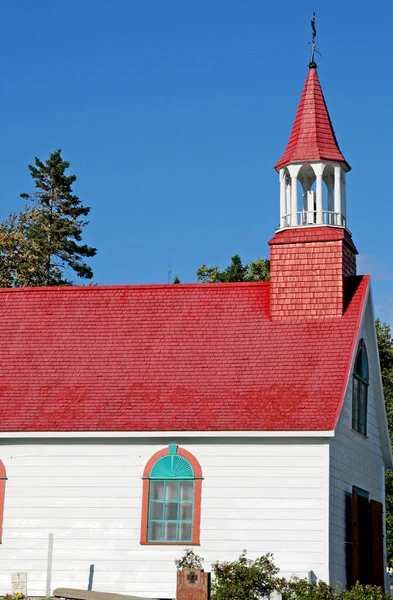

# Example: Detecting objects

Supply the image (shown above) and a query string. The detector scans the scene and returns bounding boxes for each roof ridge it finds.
[0,281,270,293]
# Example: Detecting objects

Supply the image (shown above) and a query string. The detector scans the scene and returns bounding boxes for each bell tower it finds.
[274,62,350,230]
[269,24,357,320]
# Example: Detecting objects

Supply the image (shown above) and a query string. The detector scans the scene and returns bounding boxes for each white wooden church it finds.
[0,55,391,599]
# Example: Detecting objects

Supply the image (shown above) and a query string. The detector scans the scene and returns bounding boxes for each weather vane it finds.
[309,12,317,68]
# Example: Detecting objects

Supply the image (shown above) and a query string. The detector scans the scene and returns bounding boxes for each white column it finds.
[302,177,309,211]
[279,169,286,228]
[307,191,316,224]
[287,164,301,227]
[316,174,323,224]
[334,164,342,226]
[327,177,334,213]
[285,179,291,224]
[291,176,298,226]
[341,171,346,226]
[313,163,325,225]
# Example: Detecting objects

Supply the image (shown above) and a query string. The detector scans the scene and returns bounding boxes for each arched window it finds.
[0,460,6,543]
[352,339,369,435]
[140,445,202,545]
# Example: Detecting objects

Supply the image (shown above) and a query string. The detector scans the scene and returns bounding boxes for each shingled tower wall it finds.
[269,226,357,319]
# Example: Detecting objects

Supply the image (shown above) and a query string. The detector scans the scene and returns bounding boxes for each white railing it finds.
[282,211,346,228]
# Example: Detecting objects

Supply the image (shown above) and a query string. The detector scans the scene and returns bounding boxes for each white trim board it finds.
[0,430,335,439]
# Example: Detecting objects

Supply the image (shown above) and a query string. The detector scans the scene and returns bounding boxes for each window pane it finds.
[180,481,193,500]
[151,481,164,500]
[179,522,192,541]
[166,481,178,500]
[148,521,162,541]
[180,503,192,520]
[353,377,359,430]
[355,349,363,376]
[150,501,163,520]
[359,383,367,435]
[165,503,178,520]
[361,350,368,381]
[164,522,177,540]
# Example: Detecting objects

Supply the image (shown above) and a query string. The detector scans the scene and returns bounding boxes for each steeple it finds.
[274,24,350,231]
[268,21,357,320]
[274,68,350,172]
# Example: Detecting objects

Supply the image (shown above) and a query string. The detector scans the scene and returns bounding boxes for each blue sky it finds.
[1,0,392,326]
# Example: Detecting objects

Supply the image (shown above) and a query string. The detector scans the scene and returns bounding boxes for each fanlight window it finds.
[352,340,369,436]
[140,445,202,545]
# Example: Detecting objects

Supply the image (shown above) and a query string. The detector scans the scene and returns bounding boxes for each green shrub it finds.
[211,550,284,600]
[175,548,204,571]
[283,578,389,600]
[336,583,389,600]
[282,577,335,600]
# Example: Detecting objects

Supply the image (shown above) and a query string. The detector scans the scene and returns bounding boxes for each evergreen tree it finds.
[196,254,270,283]
[20,149,96,285]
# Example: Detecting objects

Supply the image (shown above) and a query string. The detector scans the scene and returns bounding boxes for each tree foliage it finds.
[14,149,97,286]
[376,319,393,568]
[197,254,270,283]
[0,206,43,287]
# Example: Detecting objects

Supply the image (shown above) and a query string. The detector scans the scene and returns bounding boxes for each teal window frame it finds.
[147,450,195,543]
[352,340,369,436]
[148,479,194,542]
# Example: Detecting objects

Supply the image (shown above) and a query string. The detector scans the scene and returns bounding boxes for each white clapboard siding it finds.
[329,293,386,587]
[0,437,329,598]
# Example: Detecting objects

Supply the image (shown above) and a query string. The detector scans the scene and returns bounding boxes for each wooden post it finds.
[46,534,54,599]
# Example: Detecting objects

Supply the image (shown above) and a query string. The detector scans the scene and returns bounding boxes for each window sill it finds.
[140,541,200,546]
[351,428,368,439]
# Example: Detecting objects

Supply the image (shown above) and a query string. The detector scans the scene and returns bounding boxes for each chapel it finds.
[0,46,391,599]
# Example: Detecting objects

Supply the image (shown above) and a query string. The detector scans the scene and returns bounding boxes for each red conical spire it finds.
[274,66,350,172]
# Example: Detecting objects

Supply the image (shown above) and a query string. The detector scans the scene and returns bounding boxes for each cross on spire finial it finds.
[309,12,317,69]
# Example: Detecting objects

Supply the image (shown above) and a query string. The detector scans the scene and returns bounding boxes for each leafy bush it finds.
[211,550,284,600]
[282,577,335,600]
[282,578,389,600]
[175,549,389,600]
[175,548,204,571]
[336,583,389,600]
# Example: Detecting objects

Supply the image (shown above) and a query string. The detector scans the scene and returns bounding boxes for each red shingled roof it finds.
[274,67,350,171]
[0,278,368,432]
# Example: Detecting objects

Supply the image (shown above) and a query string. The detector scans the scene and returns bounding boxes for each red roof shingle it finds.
[0,278,368,432]
[274,67,350,171]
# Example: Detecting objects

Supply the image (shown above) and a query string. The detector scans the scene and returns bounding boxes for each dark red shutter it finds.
[370,500,384,589]
[352,488,359,585]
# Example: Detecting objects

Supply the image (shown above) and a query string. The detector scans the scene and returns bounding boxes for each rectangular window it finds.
[359,383,368,435]
[148,480,194,542]
[352,377,359,430]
